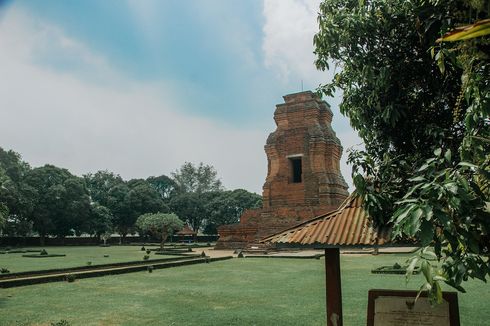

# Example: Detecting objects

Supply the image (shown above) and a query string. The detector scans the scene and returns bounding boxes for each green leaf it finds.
[409,176,426,182]
[409,207,423,235]
[458,161,478,169]
[421,260,433,284]
[434,148,442,157]
[406,257,419,283]
[444,149,452,162]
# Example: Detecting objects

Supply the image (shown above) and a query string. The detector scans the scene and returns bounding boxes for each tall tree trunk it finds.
[40,233,45,246]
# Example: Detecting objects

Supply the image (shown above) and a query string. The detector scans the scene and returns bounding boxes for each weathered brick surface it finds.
[215,91,349,249]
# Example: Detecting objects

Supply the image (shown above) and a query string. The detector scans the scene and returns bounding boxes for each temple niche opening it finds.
[215,91,349,249]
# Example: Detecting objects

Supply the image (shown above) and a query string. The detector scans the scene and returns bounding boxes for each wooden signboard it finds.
[367,289,460,326]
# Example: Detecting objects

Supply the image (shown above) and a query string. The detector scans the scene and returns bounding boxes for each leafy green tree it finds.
[315,0,489,299]
[171,162,223,194]
[169,192,212,232]
[147,175,178,201]
[84,203,113,240]
[105,183,131,239]
[108,180,168,242]
[136,212,184,249]
[84,170,124,207]
[24,165,91,244]
[0,147,33,230]
[204,189,262,234]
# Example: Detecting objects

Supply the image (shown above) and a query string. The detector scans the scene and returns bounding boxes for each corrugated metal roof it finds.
[261,195,392,248]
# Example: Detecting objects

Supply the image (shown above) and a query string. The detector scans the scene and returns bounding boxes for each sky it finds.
[0,0,362,194]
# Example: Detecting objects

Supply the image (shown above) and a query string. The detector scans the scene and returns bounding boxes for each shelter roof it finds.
[261,195,393,248]
[176,225,197,236]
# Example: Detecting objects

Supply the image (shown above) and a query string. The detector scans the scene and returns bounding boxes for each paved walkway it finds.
[202,246,419,258]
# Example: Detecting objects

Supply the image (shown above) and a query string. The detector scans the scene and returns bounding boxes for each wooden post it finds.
[325,248,342,326]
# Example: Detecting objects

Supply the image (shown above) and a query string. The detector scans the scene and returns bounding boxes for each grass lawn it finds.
[0,246,182,273]
[1,253,489,325]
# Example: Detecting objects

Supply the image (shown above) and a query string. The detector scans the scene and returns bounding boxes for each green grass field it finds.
[1,252,489,325]
[0,246,181,273]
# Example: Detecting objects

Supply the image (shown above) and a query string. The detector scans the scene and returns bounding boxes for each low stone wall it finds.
[0,235,219,247]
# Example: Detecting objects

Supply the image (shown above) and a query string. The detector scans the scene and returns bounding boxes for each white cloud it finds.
[262,0,324,85]
[0,7,268,193]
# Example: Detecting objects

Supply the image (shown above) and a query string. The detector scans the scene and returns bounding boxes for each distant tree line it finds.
[0,147,261,244]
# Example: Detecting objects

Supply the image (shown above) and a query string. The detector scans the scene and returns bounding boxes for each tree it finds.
[0,147,33,233]
[171,162,223,194]
[169,192,212,232]
[315,0,489,300]
[147,175,178,201]
[84,203,113,240]
[108,180,168,242]
[106,183,131,241]
[136,212,184,249]
[203,189,262,234]
[84,170,124,207]
[24,165,91,244]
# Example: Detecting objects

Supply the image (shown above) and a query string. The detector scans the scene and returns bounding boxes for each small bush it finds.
[237,251,244,258]
[141,246,146,251]
[143,255,150,260]
[86,261,92,266]
[1,268,10,274]
[103,254,109,258]
[51,320,71,326]
[65,274,76,283]
[146,249,151,254]
[393,263,402,269]
[147,265,154,273]
[40,249,48,256]
[201,251,206,257]
[187,247,192,252]
[206,242,211,246]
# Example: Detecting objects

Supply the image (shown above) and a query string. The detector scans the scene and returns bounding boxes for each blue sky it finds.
[0,0,360,193]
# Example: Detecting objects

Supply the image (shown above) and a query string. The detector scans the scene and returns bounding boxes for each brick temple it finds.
[215,91,349,249]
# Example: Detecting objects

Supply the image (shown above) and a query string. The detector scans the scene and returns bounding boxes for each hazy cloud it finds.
[0,8,268,193]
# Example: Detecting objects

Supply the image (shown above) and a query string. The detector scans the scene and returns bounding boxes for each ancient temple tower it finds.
[215,91,349,249]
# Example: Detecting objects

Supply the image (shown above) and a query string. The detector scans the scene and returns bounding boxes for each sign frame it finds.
[367,289,460,326]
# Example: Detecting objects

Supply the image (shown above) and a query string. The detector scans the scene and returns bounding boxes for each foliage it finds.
[136,212,184,249]
[315,0,489,299]
[171,162,223,194]
[169,192,213,232]
[147,175,179,201]
[203,189,262,234]
[84,170,123,207]
[86,203,113,238]
[23,165,91,243]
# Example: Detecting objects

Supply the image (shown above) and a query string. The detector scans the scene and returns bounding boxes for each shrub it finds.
[1,268,10,274]
[51,320,71,326]
[40,249,48,256]
[103,254,109,258]
[187,247,192,252]
[147,266,154,273]
[141,246,146,251]
[65,274,76,283]
[393,263,402,270]
[86,261,92,266]
[143,255,150,261]
[206,242,211,246]
[237,251,244,258]
[146,249,151,254]
[201,251,206,257]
